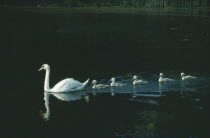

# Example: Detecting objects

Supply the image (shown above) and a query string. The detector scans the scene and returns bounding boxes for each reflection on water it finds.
[52,91,85,101]
[180,81,185,96]
[42,92,50,120]
[158,83,163,95]
[110,87,115,96]
[41,91,87,120]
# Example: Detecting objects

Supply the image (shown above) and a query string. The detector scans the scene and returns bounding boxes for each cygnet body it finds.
[181,73,196,80]
[159,73,174,82]
[92,80,109,89]
[133,75,148,85]
[110,78,126,87]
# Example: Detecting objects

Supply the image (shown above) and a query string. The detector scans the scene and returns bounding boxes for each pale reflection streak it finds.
[180,81,185,96]
[111,87,115,96]
[132,85,137,98]
[41,91,86,120]
[158,82,163,95]
[42,92,50,120]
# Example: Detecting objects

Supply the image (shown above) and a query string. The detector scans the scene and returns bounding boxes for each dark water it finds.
[1,8,210,138]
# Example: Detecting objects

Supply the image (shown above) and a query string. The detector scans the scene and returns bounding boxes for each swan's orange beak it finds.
[38,66,44,71]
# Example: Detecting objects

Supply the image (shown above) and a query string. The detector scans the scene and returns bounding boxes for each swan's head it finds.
[92,80,97,84]
[133,75,138,80]
[38,64,50,71]
[110,78,115,82]
[159,73,163,77]
[181,73,185,77]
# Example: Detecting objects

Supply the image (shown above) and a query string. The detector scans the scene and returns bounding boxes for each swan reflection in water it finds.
[158,83,163,95]
[180,81,185,96]
[132,85,137,98]
[111,87,115,96]
[41,91,87,120]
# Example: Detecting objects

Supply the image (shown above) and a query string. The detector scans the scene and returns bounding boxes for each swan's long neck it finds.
[181,75,185,80]
[92,84,96,89]
[159,76,162,82]
[44,68,51,91]
[111,81,115,86]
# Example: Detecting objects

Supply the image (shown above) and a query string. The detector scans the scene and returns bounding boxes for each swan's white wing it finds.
[96,84,110,88]
[113,82,126,86]
[136,80,148,84]
[162,78,174,82]
[185,76,196,80]
[51,78,83,92]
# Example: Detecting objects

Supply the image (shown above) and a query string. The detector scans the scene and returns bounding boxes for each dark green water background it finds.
[1,8,210,138]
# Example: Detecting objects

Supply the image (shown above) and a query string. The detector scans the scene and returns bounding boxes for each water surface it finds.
[1,8,210,138]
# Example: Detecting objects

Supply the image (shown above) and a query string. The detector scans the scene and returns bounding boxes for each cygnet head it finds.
[181,73,185,77]
[38,64,50,71]
[159,73,164,77]
[133,75,138,80]
[110,78,116,82]
[92,80,97,84]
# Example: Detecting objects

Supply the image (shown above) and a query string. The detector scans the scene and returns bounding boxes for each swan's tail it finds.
[83,78,90,86]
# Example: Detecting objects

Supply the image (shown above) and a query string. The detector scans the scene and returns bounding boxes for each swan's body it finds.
[159,73,174,82]
[110,78,126,87]
[181,73,196,80]
[92,80,109,89]
[39,64,89,92]
[133,75,148,85]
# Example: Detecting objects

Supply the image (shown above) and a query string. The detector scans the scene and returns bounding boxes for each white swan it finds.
[159,73,174,82]
[181,73,196,80]
[38,64,89,92]
[133,75,148,85]
[92,80,109,89]
[110,77,126,87]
